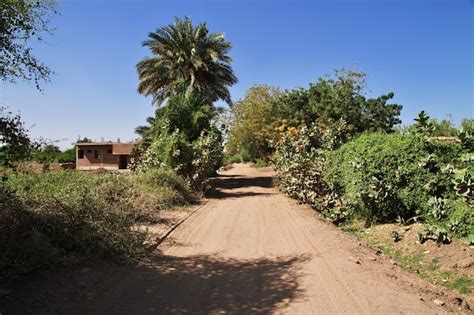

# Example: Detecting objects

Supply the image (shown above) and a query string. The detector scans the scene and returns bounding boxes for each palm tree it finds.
[134,116,156,142]
[137,17,238,106]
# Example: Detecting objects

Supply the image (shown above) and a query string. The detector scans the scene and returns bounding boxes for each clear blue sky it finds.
[0,0,472,149]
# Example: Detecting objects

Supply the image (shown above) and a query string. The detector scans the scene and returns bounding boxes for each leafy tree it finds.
[269,70,402,134]
[270,88,310,127]
[42,144,60,152]
[227,85,282,160]
[137,17,237,106]
[32,145,76,170]
[0,107,35,168]
[59,148,76,163]
[228,70,403,161]
[1,0,58,89]
[307,69,402,133]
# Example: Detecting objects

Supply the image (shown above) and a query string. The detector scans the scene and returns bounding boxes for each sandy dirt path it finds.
[2,164,453,314]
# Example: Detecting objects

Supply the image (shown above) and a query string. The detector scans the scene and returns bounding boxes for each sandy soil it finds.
[1,164,470,314]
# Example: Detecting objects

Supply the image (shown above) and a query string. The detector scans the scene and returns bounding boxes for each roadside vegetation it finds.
[1,16,234,280]
[227,70,473,295]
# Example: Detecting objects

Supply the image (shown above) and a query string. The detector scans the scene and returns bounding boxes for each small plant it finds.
[452,171,473,202]
[390,231,404,242]
[428,196,448,220]
[418,226,451,244]
[323,206,352,225]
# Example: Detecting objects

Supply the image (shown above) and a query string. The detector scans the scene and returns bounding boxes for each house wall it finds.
[76,145,119,170]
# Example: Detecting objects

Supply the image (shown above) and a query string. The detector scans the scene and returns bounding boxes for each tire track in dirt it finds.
[156,164,444,314]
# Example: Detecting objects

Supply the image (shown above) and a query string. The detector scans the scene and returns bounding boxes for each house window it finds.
[95,150,101,160]
[78,150,84,159]
[87,149,92,153]
[107,149,112,154]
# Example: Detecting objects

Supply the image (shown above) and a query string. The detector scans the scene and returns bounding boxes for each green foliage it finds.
[1,168,190,279]
[1,0,57,88]
[0,107,35,168]
[418,226,451,244]
[430,117,457,137]
[227,85,282,161]
[136,127,223,190]
[325,133,430,225]
[135,129,193,174]
[390,231,404,242]
[228,69,403,162]
[273,124,327,206]
[271,69,402,134]
[239,147,253,163]
[468,234,474,245]
[32,147,76,166]
[272,120,351,217]
[190,130,223,190]
[1,172,144,278]
[414,110,433,134]
[60,148,76,163]
[136,94,219,145]
[452,170,472,202]
[456,123,474,151]
[323,130,473,240]
[126,169,190,221]
[137,17,237,106]
[134,92,224,191]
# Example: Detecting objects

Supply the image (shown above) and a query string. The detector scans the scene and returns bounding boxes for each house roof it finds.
[74,142,138,155]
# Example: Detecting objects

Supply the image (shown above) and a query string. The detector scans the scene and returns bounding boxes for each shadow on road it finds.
[206,175,275,199]
[2,254,308,314]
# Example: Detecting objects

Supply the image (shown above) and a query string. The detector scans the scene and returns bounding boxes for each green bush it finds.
[273,125,327,207]
[324,133,432,224]
[272,120,351,212]
[190,130,223,190]
[228,154,241,164]
[135,130,193,174]
[324,132,473,233]
[239,147,253,163]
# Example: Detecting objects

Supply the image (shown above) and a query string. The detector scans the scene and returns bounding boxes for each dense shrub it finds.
[135,129,193,175]
[133,93,224,190]
[0,169,190,279]
[273,119,350,215]
[324,132,473,235]
[273,125,326,207]
[324,133,430,225]
[136,129,223,190]
[190,131,223,190]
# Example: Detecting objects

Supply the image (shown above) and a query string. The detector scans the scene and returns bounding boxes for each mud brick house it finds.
[74,142,138,170]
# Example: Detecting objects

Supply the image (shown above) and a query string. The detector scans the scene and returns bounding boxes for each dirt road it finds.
[2,164,451,314]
